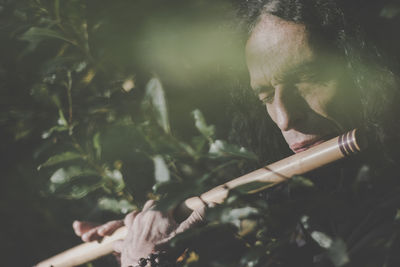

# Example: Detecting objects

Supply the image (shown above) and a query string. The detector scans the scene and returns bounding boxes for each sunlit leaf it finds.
[144,78,170,134]
[192,109,215,140]
[38,151,82,169]
[153,155,170,183]
[311,231,333,248]
[93,132,101,159]
[105,169,125,191]
[208,139,257,160]
[327,239,349,267]
[48,166,98,195]
[220,206,259,227]
[289,175,314,188]
[41,125,69,139]
[68,185,92,199]
[49,167,96,184]
[98,197,135,214]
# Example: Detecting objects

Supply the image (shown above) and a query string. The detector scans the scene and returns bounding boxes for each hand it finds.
[113,200,205,267]
[72,219,124,242]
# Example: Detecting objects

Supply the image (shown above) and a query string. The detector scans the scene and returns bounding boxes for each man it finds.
[74,0,400,266]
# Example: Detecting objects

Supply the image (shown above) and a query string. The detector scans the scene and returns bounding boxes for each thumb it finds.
[175,206,206,234]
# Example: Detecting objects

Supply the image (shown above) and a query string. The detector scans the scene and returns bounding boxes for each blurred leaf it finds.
[209,139,257,160]
[154,180,204,211]
[48,166,98,194]
[97,197,135,214]
[49,166,96,184]
[220,206,259,227]
[19,27,75,53]
[395,209,400,221]
[105,169,125,192]
[311,231,333,249]
[327,239,349,267]
[51,95,68,127]
[380,4,400,19]
[41,125,69,139]
[93,132,101,159]
[289,175,314,188]
[192,109,215,141]
[239,246,265,267]
[38,151,82,169]
[153,155,170,183]
[68,185,94,199]
[144,78,171,134]
[234,181,275,194]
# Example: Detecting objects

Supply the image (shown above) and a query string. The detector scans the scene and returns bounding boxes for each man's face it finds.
[246,14,360,153]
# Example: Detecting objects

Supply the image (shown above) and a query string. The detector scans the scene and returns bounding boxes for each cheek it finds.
[266,103,278,123]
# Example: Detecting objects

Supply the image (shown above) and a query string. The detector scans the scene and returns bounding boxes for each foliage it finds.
[2,0,400,267]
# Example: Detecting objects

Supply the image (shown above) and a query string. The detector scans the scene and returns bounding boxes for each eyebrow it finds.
[281,60,320,80]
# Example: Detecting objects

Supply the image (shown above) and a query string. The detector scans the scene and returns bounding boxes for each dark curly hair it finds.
[230,0,400,167]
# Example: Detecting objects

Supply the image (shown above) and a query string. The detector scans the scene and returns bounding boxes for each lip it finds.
[290,137,327,153]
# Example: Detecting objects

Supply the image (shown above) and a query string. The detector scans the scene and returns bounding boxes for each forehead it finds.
[245,14,314,89]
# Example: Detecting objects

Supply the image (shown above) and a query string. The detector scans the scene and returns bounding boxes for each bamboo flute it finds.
[35,129,366,267]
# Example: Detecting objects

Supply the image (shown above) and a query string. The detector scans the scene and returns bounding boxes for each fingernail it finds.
[98,228,106,235]
[82,233,88,241]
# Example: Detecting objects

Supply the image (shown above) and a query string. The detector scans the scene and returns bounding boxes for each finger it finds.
[113,240,123,253]
[72,221,100,236]
[124,210,139,226]
[142,199,156,211]
[81,227,102,242]
[98,220,124,236]
[175,207,206,234]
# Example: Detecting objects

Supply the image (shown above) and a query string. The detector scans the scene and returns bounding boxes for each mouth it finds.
[290,137,327,153]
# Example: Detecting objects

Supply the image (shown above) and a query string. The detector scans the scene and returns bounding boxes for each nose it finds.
[270,86,305,131]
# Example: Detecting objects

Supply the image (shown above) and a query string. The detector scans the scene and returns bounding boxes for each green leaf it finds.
[97,197,135,214]
[192,109,215,140]
[153,155,170,183]
[311,231,333,248]
[234,181,275,194]
[48,166,98,194]
[19,27,75,54]
[105,169,125,192]
[380,4,400,19]
[220,207,259,226]
[41,125,69,139]
[68,185,93,199]
[208,139,257,160]
[289,175,314,188]
[38,151,82,169]
[19,27,75,45]
[327,239,350,267]
[93,132,101,159]
[49,166,97,184]
[47,166,101,199]
[51,95,68,127]
[144,78,171,134]
[154,180,204,211]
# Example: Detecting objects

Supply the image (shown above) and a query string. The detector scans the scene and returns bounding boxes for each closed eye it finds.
[259,92,274,104]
